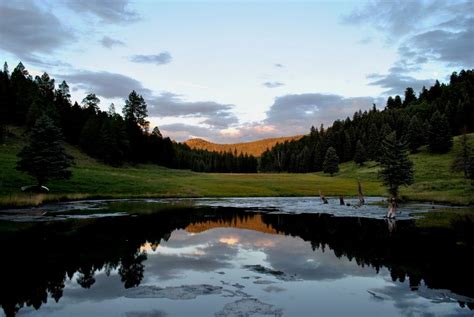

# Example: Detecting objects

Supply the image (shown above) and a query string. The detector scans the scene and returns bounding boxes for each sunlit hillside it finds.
[184,135,303,156]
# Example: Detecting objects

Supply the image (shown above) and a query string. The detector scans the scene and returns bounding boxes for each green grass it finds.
[414,208,474,229]
[333,134,474,205]
[0,127,473,208]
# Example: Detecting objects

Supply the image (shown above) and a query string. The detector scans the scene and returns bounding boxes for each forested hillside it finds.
[0,62,258,173]
[260,70,474,173]
[1,63,472,175]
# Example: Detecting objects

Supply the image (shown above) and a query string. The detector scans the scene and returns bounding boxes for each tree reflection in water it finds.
[0,207,472,316]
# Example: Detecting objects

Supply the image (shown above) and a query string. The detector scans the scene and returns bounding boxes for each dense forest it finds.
[0,62,472,175]
[0,62,258,173]
[260,70,474,173]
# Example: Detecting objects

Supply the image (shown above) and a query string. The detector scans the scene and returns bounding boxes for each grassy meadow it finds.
[0,127,472,208]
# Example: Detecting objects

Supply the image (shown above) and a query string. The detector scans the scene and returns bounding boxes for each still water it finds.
[0,198,473,316]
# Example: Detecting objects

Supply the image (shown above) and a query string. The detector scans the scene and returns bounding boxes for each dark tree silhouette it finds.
[407,115,425,153]
[323,146,339,176]
[16,115,73,187]
[81,93,100,113]
[428,111,453,153]
[353,140,367,166]
[378,132,414,198]
[403,87,417,107]
[452,131,472,178]
[123,90,148,128]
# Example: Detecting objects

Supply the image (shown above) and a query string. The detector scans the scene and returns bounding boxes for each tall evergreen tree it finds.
[394,95,402,108]
[406,115,425,153]
[123,90,148,128]
[428,111,453,153]
[323,146,339,176]
[386,96,395,109]
[451,131,472,178]
[403,87,417,107]
[353,140,367,166]
[378,132,414,198]
[82,93,100,113]
[16,115,73,187]
[57,80,71,102]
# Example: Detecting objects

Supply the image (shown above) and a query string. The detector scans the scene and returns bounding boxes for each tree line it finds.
[260,70,474,177]
[0,62,258,175]
[1,62,472,183]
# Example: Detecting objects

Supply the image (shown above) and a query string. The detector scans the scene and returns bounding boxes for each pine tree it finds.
[353,140,367,166]
[403,87,417,107]
[79,116,101,156]
[16,115,73,187]
[394,95,402,108]
[406,115,425,153]
[123,90,148,128]
[451,131,471,178]
[343,131,352,161]
[57,80,71,102]
[428,111,453,153]
[323,146,339,176]
[386,96,395,109]
[378,132,414,198]
[82,93,100,113]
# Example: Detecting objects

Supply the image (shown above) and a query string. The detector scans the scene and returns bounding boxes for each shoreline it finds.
[1,191,472,211]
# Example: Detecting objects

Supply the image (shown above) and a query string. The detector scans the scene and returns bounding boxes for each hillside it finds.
[0,127,472,208]
[184,135,303,156]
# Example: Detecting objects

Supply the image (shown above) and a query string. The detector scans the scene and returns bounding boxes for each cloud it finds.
[160,123,280,143]
[343,0,443,38]
[345,0,473,93]
[264,93,377,135]
[401,27,474,66]
[160,123,219,141]
[159,93,379,142]
[100,36,126,49]
[148,92,238,129]
[65,0,139,24]
[60,70,152,99]
[0,1,73,64]
[367,72,435,96]
[126,310,167,317]
[263,81,285,88]
[130,53,172,65]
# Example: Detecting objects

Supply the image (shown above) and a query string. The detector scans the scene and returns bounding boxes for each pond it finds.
[0,197,473,316]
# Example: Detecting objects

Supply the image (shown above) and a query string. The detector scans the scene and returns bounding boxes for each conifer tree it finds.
[378,132,414,198]
[452,131,471,178]
[353,140,367,166]
[428,111,452,153]
[17,115,73,187]
[82,93,100,113]
[403,87,417,107]
[394,95,402,108]
[386,96,395,109]
[123,90,148,128]
[407,115,425,153]
[323,146,339,176]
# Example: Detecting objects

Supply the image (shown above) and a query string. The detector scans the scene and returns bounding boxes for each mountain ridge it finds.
[184,135,303,156]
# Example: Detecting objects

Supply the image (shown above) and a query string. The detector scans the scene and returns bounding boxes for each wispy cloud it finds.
[65,0,139,24]
[100,36,125,49]
[60,70,152,99]
[129,52,172,65]
[0,1,74,66]
[263,81,285,88]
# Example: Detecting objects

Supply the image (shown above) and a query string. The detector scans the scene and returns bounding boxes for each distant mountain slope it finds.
[184,135,303,156]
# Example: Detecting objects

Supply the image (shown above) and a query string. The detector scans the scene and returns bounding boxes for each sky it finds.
[1,0,473,143]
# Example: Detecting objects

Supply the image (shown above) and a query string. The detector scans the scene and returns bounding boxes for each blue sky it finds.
[1,0,472,142]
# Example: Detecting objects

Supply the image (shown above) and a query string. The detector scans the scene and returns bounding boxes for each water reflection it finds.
[0,206,473,316]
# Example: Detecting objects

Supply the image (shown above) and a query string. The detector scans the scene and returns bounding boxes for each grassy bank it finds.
[0,128,472,208]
